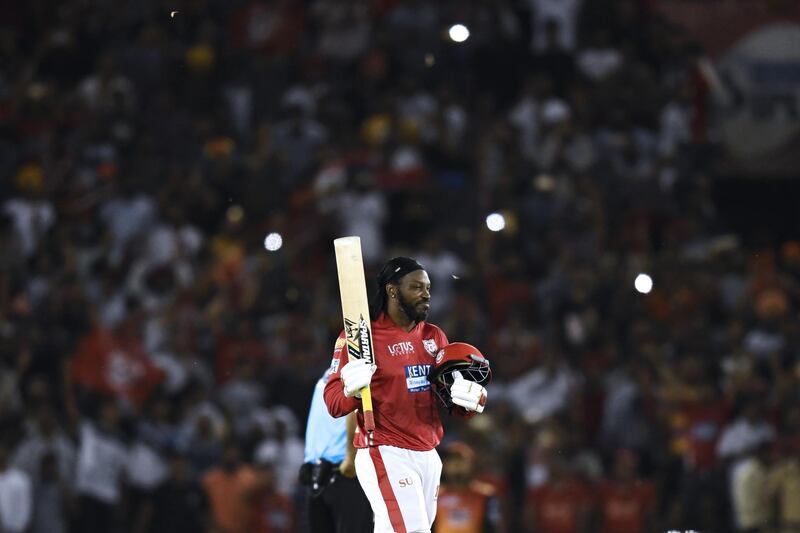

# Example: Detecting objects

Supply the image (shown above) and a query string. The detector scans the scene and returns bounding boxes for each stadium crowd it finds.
[1,0,799,532]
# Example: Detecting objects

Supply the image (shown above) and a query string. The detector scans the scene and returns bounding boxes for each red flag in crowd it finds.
[70,327,164,406]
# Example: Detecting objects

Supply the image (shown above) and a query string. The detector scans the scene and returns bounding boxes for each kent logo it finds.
[404,364,432,392]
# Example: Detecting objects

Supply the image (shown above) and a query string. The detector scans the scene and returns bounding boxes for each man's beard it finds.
[399,292,428,323]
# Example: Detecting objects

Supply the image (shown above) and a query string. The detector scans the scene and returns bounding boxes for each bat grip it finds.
[360,386,375,441]
[363,411,375,433]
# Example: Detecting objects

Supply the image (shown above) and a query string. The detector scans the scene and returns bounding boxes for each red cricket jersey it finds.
[528,479,592,533]
[324,313,449,450]
[597,480,655,533]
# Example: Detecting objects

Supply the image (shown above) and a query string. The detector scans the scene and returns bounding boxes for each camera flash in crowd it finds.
[448,24,470,43]
[264,232,283,252]
[486,212,506,232]
[635,273,653,294]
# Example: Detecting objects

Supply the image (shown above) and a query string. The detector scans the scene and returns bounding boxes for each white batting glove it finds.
[341,359,376,398]
[450,371,487,413]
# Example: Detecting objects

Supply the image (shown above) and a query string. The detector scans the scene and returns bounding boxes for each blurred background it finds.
[2,0,800,532]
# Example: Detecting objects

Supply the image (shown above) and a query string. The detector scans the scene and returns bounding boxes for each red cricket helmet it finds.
[428,342,491,409]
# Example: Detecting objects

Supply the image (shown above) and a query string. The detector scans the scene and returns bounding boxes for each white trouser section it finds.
[355,445,442,533]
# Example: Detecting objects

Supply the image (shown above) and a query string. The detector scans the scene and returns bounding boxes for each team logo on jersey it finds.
[404,364,432,392]
[388,341,414,357]
[423,339,438,355]
[330,358,340,373]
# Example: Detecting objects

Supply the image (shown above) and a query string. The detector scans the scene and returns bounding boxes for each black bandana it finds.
[377,257,424,286]
[370,257,425,318]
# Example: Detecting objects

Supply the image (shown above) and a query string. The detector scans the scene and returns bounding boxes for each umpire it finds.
[300,366,373,533]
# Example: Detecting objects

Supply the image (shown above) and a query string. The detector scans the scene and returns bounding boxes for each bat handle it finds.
[363,411,375,431]
[360,386,375,445]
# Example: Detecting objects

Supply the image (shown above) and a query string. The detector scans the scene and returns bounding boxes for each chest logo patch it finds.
[405,364,432,392]
[423,339,438,355]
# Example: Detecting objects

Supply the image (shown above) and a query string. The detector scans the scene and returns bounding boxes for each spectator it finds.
[140,450,208,533]
[11,404,75,486]
[78,53,136,114]
[202,441,261,533]
[767,436,800,533]
[506,350,579,425]
[2,180,55,259]
[767,404,800,533]
[718,399,777,465]
[414,233,464,316]
[253,413,304,499]
[0,439,32,533]
[596,450,656,533]
[576,28,623,83]
[251,459,295,533]
[335,171,388,266]
[29,452,71,533]
[525,452,592,533]
[731,440,773,533]
[527,0,583,52]
[73,399,129,533]
[98,179,157,265]
[434,441,503,533]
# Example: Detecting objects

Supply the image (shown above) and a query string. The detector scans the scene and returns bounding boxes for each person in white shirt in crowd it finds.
[509,76,571,165]
[78,53,136,114]
[0,439,32,533]
[254,408,304,498]
[30,452,70,533]
[718,397,778,530]
[176,385,227,474]
[73,398,129,533]
[99,179,158,265]
[2,183,55,259]
[718,398,777,466]
[11,403,75,485]
[218,358,265,422]
[336,172,387,267]
[576,28,624,83]
[505,349,579,424]
[415,233,464,318]
[125,432,170,529]
[313,0,372,65]
[527,0,583,52]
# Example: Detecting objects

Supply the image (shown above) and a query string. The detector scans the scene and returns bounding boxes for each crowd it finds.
[1,0,799,532]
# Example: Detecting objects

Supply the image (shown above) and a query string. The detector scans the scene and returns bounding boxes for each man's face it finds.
[394,270,431,322]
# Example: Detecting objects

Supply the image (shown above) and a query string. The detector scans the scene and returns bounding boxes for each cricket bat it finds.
[333,236,376,439]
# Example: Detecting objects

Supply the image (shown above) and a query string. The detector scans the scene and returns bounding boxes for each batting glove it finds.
[341,359,376,398]
[450,370,487,413]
